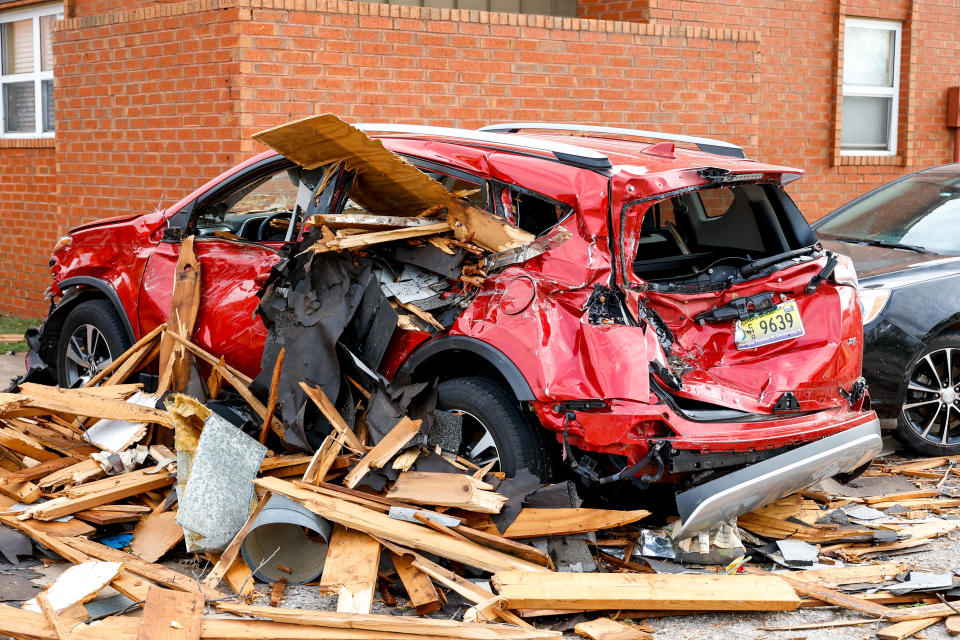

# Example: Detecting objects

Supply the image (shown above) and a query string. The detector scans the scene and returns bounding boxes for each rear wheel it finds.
[436,376,549,479]
[56,299,131,387]
[896,332,960,455]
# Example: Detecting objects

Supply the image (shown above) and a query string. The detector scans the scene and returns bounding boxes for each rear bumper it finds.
[673,416,882,538]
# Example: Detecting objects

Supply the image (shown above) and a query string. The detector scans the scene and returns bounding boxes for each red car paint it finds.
[46,132,877,477]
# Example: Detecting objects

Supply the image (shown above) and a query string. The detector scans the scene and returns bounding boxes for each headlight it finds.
[53,236,72,252]
[859,287,891,326]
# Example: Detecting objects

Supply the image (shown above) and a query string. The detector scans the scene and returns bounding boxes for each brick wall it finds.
[0,142,56,317]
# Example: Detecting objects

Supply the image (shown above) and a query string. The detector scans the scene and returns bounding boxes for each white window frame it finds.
[0,2,63,139]
[841,17,902,156]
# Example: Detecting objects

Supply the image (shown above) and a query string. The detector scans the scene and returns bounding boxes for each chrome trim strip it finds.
[673,419,883,539]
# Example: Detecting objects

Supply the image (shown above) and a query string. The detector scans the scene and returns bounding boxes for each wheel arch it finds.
[40,277,136,368]
[396,336,535,403]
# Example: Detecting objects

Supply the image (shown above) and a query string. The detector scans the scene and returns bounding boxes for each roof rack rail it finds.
[477,123,746,159]
[354,123,612,170]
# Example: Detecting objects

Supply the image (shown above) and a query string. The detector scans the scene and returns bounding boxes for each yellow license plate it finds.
[734,300,804,350]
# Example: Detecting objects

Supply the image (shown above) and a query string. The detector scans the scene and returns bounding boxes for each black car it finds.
[813,164,960,455]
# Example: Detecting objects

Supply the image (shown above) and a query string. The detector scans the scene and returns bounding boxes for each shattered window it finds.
[496,186,570,237]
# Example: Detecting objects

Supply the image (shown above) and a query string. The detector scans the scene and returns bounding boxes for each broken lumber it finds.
[156,236,201,394]
[310,213,447,231]
[389,550,442,615]
[573,618,652,640]
[255,476,548,573]
[84,323,166,387]
[129,511,184,563]
[502,508,650,538]
[36,591,73,640]
[320,525,382,614]
[21,467,176,521]
[313,222,454,253]
[259,347,285,445]
[490,571,801,611]
[386,471,507,514]
[299,382,364,452]
[343,418,421,489]
[877,617,942,640]
[17,384,174,429]
[136,586,204,640]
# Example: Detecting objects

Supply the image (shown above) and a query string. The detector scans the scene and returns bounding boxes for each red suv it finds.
[33,123,881,536]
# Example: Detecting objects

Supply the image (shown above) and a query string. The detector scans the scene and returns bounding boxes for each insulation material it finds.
[176,411,267,553]
[84,392,157,453]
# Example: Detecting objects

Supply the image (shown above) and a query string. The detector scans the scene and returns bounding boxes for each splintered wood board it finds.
[129,511,184,563]
[343,418,421,489]
[491,572,801,611]
[136,586,204,640]
[502,508,650,538]
[389,551,442,615]
[320,525,382,614]
[25,468,176,521]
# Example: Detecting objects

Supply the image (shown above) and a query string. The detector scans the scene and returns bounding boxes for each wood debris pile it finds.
[0,325,959,639]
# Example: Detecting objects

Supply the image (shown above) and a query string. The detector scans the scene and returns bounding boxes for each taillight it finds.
[830,253,859,289]
[53,235,72,253]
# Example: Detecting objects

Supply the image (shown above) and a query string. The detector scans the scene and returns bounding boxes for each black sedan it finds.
[813,164,960,456]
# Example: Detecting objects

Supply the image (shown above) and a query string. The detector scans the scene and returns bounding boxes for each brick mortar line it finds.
[57,0,761,42]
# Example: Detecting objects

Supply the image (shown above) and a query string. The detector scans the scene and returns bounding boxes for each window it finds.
[841,18,901,155]
[194,165,304,243]
[0,3,62,137]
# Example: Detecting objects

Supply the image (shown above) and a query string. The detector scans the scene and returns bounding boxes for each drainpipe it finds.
[948,87,960,163]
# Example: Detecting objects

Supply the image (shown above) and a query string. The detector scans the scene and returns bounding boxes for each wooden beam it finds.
[157,236,201,394]
[386,471,507,513]
[876,617,942,640]
[491,572,801,611]
[22,468,176,521]
[343,418,421,489]
[17,385,174,429]
[255,476,548,574]
[37,591,73,640]
[0,457,79,486]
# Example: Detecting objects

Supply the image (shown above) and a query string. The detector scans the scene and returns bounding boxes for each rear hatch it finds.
[618,176,863,416]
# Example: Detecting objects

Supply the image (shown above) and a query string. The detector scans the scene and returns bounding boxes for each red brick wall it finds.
[0,142,57,317]
[70,0,162,18]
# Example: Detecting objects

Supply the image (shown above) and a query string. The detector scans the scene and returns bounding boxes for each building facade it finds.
[0,0,957,317]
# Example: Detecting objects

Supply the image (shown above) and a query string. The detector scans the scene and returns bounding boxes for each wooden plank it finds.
[30,519,97,538]
[863,490,939,504]
[748,568,891,618]
[491,571,801,611]
[37,591,73,640]
[947,615,960,635]
[0,456,79,486]
[136,586,204,640]
[789,562,906,587]
[103,335,161,387]
[269,578,287,607]
[23,468,176,521]
[200,492,271,591]
[320,525,382,614]
[0,464,41,503]
[876,617,942,640]
[214,602,558,639]
[259,347,284,445]
[313,222,453,253]
[257,477,545,573]
[502,508,650,538]
[38,458,103,490]
[310,212,447,231]
[386,471,507,513]
[84,322,166,387]
[389,551,442,615]
[129,511,184,563]
[17,384,174,428]
[57,536,205,595]
[301,435,343,485]
[343,418,421,489]
[0,427,59,461]
[299,383,364,452]
[573,618,652,640]
[156,236,201,395]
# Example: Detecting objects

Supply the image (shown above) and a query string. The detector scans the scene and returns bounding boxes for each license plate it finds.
[734,300,804,349]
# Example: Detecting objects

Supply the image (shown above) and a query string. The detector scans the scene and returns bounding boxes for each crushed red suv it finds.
[32,120,882,536]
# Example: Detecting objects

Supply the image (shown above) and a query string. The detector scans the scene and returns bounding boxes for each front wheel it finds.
[896,332,960,455]
[437,376,549,480]
[56,299,131,387]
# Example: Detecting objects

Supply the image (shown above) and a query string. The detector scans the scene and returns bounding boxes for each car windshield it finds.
[816,171,960,255]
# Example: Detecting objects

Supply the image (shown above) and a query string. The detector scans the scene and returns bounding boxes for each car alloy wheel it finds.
[901,347,960,446]
[448,408,502,470]
[62,323,114,387]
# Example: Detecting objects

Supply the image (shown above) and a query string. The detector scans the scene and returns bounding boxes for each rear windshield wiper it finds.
[739,246,818,278]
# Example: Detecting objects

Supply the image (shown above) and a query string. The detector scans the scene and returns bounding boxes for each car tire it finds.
[895,332,960,455]
[56,299,131,388]
[437,376,550,480]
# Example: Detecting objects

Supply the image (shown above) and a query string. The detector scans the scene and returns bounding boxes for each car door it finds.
[138,157,303,379]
